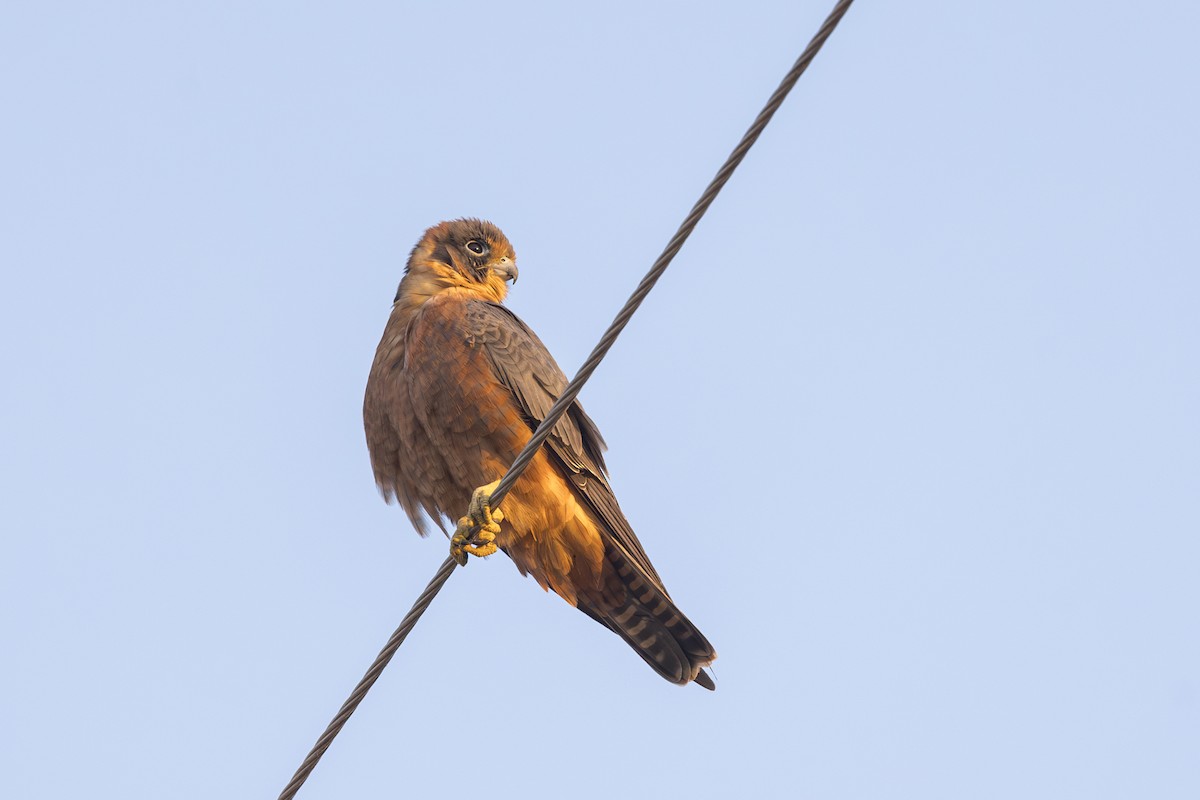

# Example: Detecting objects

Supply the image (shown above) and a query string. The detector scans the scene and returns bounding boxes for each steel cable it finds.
[280,2,854,796]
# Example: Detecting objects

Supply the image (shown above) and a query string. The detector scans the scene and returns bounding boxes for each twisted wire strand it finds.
[278,556,457,800]
[280,2,854,796]
[493,0,855,507]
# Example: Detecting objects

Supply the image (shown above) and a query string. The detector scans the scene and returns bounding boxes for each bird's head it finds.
[399,218,518,304]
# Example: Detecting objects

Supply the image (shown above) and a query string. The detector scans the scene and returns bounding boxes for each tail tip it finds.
[694,669,716,691]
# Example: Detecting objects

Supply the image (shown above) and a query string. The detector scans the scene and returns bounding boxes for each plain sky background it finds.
[2,1,1197,798]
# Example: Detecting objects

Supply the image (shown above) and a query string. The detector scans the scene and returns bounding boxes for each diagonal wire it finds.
[279,2,854,797]
[492,0,855,509]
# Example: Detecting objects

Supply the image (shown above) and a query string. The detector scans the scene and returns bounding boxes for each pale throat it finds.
[393,265,509,315]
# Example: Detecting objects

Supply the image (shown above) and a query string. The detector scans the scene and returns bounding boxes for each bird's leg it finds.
[450,479,504,566]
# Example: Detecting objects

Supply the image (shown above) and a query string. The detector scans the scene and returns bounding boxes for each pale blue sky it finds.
[2,2,1198,798]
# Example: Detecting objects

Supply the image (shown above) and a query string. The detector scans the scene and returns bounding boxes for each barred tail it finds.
[586,543,717,689]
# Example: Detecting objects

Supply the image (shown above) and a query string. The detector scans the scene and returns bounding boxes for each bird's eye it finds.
[465,240,488,256]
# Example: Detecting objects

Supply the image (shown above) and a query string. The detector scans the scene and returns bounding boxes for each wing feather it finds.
[465,301,667,589]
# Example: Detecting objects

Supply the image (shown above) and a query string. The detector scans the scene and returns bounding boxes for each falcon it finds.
[363,219,716,689]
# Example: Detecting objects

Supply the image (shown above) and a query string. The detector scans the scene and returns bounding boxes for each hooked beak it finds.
[492,257,518,284]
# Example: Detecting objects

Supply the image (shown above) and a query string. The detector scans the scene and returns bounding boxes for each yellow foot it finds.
[450,479,504,566]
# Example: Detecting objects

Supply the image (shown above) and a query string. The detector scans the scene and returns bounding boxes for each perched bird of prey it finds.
[363,219,717,689]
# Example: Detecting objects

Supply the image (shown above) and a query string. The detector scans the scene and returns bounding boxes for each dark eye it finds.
[465,240,487,256]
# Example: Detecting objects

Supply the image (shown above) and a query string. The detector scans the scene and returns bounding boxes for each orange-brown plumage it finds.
[363,219,716,688]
